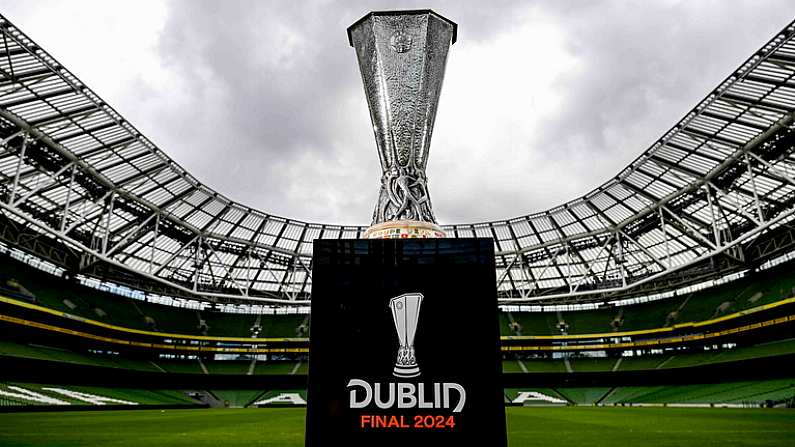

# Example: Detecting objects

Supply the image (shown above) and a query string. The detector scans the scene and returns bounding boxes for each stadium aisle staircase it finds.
[554,388,612,405]
[211,390,263,408]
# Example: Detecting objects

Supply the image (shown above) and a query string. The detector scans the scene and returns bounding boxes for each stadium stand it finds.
[501,379,795,408]
[0,337,310,376]
[0,255,306,338]
[0,382,199,407]
[7,334,787,377]
[1,242,794,381]
[6,378,789,410]
[502,259,795,336]
[6,338,788,379]
[603,379,795,406]
[0,340,158,371]
[2,252,794,350]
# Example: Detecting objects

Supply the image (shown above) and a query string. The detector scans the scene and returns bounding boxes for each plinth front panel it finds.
[306,238,506,447]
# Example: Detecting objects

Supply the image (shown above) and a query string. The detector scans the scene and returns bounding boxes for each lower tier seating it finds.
[0,382,197,407]
[2,338,793,375]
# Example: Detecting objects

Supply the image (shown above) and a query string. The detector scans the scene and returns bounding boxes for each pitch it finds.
[0,407,793,446]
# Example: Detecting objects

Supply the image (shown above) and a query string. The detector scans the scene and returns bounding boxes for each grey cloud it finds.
[535,0,795,164]
[151,0,530,224]
[432,0,795,222]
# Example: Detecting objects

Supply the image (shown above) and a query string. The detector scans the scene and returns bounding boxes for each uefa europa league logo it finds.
[389,293,424,378]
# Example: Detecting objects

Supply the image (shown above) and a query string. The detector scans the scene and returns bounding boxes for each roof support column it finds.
[743,153,765,223]
[659,208,671,268]
[617,230,626,287]
[7,133,27,204]
[705,184,721,247]
[149,213,159,273]
[59,164,76,232]
[101,191,115,254]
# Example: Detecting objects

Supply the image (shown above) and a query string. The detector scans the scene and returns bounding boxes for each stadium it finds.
[1,3,795,446]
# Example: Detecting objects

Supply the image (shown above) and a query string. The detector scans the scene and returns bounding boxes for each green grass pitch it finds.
[0,407,793,446]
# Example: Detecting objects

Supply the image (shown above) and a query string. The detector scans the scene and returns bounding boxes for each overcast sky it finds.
[1,1,794,225]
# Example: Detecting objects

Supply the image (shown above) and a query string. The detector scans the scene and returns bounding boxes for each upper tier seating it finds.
[503,259,795,336]
[0,255,306,338]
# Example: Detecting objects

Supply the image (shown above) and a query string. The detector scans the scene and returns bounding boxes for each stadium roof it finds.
[1,14,795,305]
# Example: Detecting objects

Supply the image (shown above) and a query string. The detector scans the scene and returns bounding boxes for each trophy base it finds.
[393,364,420,378]
[364,220,446,239]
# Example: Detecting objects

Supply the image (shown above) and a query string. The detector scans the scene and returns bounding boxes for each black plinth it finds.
[305,238,507,447]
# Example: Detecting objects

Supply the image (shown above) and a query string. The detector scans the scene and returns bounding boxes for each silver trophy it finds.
[348,11,456,238]
[389,293,424,378]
